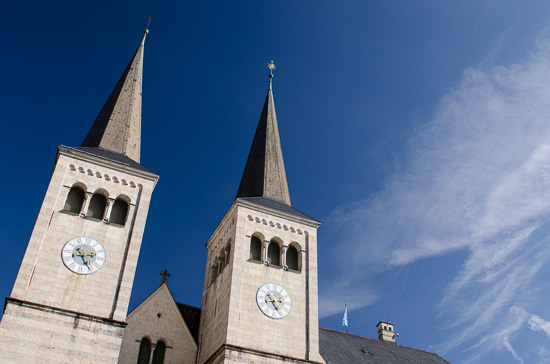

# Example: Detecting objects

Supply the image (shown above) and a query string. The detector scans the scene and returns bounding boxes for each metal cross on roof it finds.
[144,16,156,30]
[160,269,170,284]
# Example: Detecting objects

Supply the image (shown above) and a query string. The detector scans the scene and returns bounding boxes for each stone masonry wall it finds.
[197,201,321,364]
[0,150,158,364]
[0,299,125,364]
[197,210,237,363]
[9,151,157,322]
[118,284,197,364]
[226,205,321,362]
[206,346,325,364]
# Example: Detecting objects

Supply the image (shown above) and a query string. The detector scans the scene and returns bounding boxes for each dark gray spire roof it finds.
[80,32,146,163]
[236,86,291,205]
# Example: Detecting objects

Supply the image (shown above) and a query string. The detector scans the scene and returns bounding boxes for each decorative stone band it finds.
[4,297,128,328]
[202,343,323,364]
[247,214,305,235]
[69,163,139,189]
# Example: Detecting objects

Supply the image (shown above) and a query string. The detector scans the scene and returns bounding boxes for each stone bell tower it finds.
[0,29,159,364]
[197,65,322,364]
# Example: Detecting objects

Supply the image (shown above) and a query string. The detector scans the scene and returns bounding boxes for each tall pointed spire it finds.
[237,63,291,205]
[80,29,148,163]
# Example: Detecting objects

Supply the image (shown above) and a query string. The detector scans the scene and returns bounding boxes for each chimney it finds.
[376,321,396,343]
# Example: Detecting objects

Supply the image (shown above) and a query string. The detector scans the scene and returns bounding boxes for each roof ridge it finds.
[176,301,201,311]
[237,196,320,224]
[62,146,131,166]
[319,327,441,356]
[69,145,130,158]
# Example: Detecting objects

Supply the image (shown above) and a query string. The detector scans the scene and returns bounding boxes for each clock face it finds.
[256,283,292,319]
[61,236,106,275]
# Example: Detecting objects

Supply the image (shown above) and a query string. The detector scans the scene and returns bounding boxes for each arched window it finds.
[211,263,219,284]
[250,237,262,262]
[287,245,299,271]
[136,337,151,364]
[86,193,107,220]
[267,241,280,266]
[110,198,129,225]
[152,341,166,364]
[64,186,85,213]
[225,244,231,265]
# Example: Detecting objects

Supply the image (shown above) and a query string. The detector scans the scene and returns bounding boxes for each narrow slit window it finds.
[64,187,85,213]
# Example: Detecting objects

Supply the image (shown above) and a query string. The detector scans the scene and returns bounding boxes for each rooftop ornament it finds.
[268,60,276,89]
[160,269,170,285]
[142,16,155,44]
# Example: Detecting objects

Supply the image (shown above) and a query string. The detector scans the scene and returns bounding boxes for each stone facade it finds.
[0,147,158,363]
[118,284,197,364]
[205,345,326,364]
[197,200,322,364]
[0,299,125,364]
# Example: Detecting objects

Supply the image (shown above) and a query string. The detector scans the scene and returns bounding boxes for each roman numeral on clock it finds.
[61,237,106,275]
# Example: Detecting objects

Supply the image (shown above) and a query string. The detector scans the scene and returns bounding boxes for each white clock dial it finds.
[61,236,106,275]
[256,283,292,319]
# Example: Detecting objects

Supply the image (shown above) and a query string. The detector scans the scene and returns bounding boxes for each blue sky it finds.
[2,1,550,363]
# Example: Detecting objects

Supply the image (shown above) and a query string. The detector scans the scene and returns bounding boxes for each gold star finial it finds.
[267,60,276,74]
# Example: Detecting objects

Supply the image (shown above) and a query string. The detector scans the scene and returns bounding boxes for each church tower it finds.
[0,29,159,363]
[197,66,322,364]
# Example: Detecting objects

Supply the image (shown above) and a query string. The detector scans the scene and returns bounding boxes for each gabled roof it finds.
[126,283,198,349]
[319,327,451,364]
[236,82,291,205]
[176,302,201,344]
[80,31,147,163]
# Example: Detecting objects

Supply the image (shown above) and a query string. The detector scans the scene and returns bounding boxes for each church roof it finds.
[80,31,147,163]
[319,327,451,364]
[176,302,201,344]
[237,196,319,224]
[236,78,291,205]
[60,146,156,175]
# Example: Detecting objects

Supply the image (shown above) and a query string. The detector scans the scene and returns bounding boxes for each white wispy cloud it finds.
[528,312,550,341]
[503,337,525,364]
[320,30,550,362]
